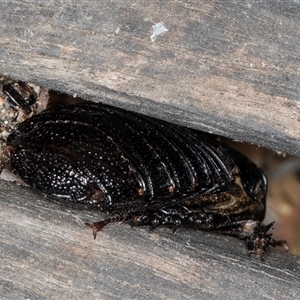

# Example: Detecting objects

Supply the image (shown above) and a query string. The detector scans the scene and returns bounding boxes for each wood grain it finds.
[0,1,299,155]
[1,180,300,299]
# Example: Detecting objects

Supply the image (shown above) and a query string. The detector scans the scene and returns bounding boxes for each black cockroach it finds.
[6,102,287,260]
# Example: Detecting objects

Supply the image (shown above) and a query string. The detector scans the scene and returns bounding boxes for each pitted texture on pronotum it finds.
[6,102,287,260]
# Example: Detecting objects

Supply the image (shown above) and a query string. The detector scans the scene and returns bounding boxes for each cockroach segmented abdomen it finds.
[6,102,288,260]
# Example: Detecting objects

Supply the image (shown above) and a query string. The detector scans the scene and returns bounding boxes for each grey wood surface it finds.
[0,1,299,155]
[1,180,300,299]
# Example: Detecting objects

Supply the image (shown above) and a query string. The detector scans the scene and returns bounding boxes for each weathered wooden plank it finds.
[0,1,299,155]
[1,180,299,299]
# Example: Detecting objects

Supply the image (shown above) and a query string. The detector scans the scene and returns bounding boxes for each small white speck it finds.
[151,22,168,42]
[115,27,120,34]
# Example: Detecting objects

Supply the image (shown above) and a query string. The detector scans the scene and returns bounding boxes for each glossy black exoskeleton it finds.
[2,83,35,115]
[0,77,48,170]
[1,78,38,116]
[6,102,287,260]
